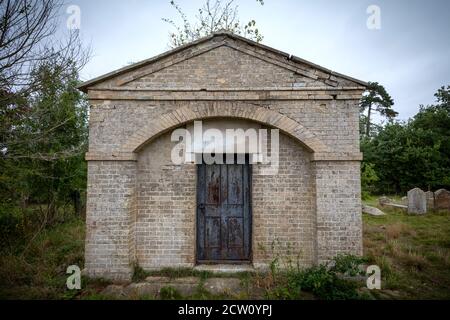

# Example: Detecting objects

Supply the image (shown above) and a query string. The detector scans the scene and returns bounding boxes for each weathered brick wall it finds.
[85,161,137,281]
[129,46,319,89]
[91,35,356,90]
[133,130,315,270]
[252,133,316,269]
[314,161,363,263]
[136,132,196,269]
[82,33,364,280]
[88,100,359,154]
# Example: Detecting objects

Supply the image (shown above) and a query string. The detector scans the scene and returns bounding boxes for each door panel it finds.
[197,155,251,262]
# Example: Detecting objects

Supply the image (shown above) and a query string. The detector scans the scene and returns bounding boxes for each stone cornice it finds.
[87,88,365,101]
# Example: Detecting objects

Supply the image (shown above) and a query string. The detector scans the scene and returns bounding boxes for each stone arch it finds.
[120,103,329,154]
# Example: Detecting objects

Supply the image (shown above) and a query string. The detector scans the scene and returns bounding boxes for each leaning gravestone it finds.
[434,189,450,211]
[425,191,435,211]
[407,188,427,214]
[362,204,385,216]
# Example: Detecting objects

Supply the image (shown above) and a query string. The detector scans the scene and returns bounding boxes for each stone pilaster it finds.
[84,160,137,281]
[313,160,363,265]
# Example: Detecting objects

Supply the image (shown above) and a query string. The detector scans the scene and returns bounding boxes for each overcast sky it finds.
[63,0,450,120]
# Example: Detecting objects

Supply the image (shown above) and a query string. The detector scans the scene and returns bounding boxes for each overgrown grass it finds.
[262,254,367,300]
[1,196,449,299]
[0,216,109,299]
[362,198,450,299]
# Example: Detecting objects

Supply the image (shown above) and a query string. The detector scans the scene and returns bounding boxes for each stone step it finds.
[102,276,247,298]
[194,264,255,273]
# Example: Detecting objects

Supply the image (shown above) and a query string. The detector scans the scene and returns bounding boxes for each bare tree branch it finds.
[0,0,90,96]
[163,0,264,47]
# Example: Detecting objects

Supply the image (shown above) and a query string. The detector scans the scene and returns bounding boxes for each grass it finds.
[0,216,112,300]
[362,197,450,299]
[1,196,449,299]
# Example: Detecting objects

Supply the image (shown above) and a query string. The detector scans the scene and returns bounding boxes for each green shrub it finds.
[331,254,367,276]
[267,254,366,300]
[294,266,359,300]
[0,205,23,244]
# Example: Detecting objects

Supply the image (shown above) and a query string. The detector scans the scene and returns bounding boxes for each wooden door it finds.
[196,155,251,262]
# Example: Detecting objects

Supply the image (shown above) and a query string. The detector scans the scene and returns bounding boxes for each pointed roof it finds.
[78,30,367,92]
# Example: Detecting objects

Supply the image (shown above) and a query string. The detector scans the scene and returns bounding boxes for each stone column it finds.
[313,157,363,265]
[84,158,137,281]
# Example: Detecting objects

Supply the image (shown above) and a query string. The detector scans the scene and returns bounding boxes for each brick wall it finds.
[88,100,359,154]
[253,133,316,269]
[314,161,363,263]
[82,33,364,280]
[85,161,137,281]
[132,130,316,271]
[136,132,196,269]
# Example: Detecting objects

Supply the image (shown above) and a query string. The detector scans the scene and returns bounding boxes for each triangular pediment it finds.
[78,32,366,92]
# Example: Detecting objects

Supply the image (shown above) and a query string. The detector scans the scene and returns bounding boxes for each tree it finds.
[0,0,89,97]
[0,1,90,225]
[163,0,264,47]
[361,162,379,199]
[0,58,88,219]
[0,0,89,160]
[361,85,450,194]
[360,82,396,137]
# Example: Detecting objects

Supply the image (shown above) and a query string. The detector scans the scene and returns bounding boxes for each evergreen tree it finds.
[360,82,396,137]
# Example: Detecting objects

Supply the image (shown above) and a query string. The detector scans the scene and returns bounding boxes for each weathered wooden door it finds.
[197,155,251,262]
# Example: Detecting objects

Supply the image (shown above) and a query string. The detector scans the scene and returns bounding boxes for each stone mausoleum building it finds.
[78,31,366,280]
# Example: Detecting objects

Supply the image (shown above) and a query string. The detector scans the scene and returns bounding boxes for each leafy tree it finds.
[410,85,450,188]
[360,82,397,137]
[0,60,88,221]
[163,0,264,47]
[0,0,89,160]
[0,0,89,229]
[361,162,379,199]
[361,85,450,194]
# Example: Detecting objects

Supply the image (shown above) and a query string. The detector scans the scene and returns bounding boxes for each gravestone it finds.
[434,189,450,211]
[407,188,426,214]
[425,191,434,211]
[362,204,385,216]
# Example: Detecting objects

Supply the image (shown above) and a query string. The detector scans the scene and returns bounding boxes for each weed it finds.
[264,254,366,300]
[331,254,367,276]
[160,286,182,299]
[131,263,149,282]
